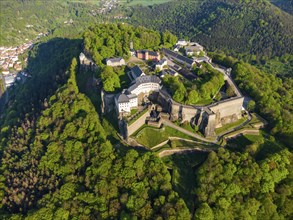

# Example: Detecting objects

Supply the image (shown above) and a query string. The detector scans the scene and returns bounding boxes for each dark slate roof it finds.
[162,48,194,66]
[106,57,123,63]
[148,51,158,56]
[137,50,159,57]
[117,93,129,103]
[131,65,144,78]
[157,59,167,65]
[128,75,161,92]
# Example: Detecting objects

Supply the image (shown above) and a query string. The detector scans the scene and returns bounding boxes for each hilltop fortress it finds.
[82,40,245,139]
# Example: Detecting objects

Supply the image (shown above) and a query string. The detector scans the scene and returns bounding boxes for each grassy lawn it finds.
[130,108,138,116]
[194,99,213,106]
[132,125,196,148]
[215,117,247,135]
[227,134,264,149]
[121,0,172,6]
[153,139,218,153]
[128,108,148,125]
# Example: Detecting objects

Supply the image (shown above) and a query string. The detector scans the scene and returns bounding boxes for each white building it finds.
[155,59,168,71]
[106,57,126,67]
[3,74,16,88]
[115,75,161,114]
[176,39,188,46]
[185,43,204,56]
[116,92,138,113]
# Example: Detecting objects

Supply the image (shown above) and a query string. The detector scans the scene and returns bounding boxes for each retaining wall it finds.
[127,110,150,136]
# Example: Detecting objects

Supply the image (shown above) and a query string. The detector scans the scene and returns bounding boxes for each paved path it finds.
[217,111,252,141]
[158,148,212,158]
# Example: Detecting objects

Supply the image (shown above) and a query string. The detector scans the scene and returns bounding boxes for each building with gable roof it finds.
[106,57,126,67]
[137,50,160,61]
[130,65,145,80]
[155,59,168,71]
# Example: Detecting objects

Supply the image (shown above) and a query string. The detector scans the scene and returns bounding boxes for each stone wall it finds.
[127,110,150,136]
[101,90,116,114]
[208,97,244,127]
[155,90,244,138]
[181,106,199,122]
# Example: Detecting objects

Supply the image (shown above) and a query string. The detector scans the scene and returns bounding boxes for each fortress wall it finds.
[170,102,181,120]
[127,110,150,136]
[102,91,116,114]
[209,97,244,119]
[181,106,199,122]
[204,113,216,138]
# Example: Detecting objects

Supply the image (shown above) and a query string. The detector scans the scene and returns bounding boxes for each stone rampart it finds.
[224,129,259,140]
[208,97,244,127]
[156,90,244,138]
[101,90,116,114]
[127,110,150,136]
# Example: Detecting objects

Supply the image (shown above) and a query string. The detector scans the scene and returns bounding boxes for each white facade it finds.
[177,39,188,46]
[156,59,168,71]
[131,82,160,96]
[106,58,126,67]
[116,75,161,114]
[117,97,137,113]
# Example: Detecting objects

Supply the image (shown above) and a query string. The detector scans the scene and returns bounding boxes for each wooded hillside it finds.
[130,0,293,58]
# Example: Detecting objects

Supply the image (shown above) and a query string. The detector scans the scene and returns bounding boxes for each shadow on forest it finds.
[0,37,82,121]
[226,134,284,161]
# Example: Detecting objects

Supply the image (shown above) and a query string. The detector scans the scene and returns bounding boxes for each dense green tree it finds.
[186,90,199,105]
[194,148,292,220]
[101,66,120,92]
[130,0,293,58]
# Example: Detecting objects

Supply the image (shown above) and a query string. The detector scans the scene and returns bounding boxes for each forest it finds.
[0,0,105,46]
[83,23,177,66]
[129,0,293,59]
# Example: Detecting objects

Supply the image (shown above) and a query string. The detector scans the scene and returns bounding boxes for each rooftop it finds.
[106,57,124,63]
[128,75,161,92]
[137,50,159,57]
[157,59,167,65]
[131,65,144,78]
[162,48,194,66]
[117,93,129,103]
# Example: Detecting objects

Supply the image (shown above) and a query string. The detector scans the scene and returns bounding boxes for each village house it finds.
[185,43,204,56]
[176,39,188,46]
[137,50,160,61]
[160,68,178,78]
[3,74,16,88]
